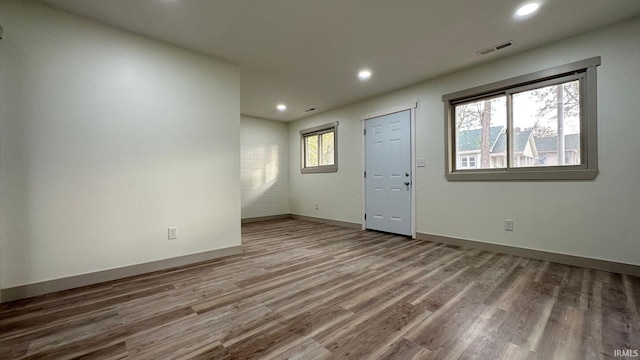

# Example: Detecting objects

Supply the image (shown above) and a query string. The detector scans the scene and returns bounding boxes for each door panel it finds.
[365,110,412,236]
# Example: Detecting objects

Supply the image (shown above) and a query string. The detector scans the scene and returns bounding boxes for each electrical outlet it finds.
[417,158,427,167]
[168,227,177,240]
[504,219,514,231]
[314,203,319,210]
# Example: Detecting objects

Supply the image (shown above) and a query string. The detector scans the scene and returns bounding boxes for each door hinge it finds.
[364,171,366,178]
[364,129,366,136]
[364,213,367,220]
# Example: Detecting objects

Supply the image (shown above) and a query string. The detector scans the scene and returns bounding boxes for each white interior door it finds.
[365,110,412,236]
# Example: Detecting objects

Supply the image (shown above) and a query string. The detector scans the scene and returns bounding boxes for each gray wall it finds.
[289,18,640,266]
[0,0,241,292]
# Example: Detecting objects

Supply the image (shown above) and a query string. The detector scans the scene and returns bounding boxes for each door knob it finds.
[404,181,410,186]
[405,172,410,177]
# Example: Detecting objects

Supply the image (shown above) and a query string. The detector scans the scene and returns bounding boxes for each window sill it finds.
[445,168,598,181]
[301,165,338,174]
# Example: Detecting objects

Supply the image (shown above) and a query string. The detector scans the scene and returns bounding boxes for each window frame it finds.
[300,121,338,174]
[443,57,600,181]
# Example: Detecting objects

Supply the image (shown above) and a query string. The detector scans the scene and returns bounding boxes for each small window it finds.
[459,155,477,169]
[443,57,600,181]
[300,122,338,173]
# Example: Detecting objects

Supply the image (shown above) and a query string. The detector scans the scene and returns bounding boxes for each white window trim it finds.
[300,122,338,174]
[442,57,600,181]
[459,155,478,169]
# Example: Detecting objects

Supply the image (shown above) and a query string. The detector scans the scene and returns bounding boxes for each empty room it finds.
[1,0,639,359]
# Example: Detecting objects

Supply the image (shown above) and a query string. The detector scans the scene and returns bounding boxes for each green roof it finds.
[457,126,532,153]
[535,133,580,152]
[492,130,533,153]
[456,126,503,152]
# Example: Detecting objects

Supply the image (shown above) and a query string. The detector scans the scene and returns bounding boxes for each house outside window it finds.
[300,122,338,173]
[443,57,600,181]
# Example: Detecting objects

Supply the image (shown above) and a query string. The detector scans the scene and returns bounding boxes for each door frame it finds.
[361,102,417,238]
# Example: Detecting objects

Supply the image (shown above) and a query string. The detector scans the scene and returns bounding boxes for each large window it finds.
[443,57,600,181]
[300,122,338,173]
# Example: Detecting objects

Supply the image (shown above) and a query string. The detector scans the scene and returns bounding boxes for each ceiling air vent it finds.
[477,41,514,56]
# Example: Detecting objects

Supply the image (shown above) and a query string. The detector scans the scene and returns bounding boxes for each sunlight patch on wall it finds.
[250,145,279,189]
[240,118,289,218]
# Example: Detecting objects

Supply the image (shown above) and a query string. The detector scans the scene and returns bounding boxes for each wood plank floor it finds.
[1,219,639,359]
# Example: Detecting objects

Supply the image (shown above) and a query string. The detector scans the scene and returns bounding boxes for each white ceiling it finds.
[41,0,640,122]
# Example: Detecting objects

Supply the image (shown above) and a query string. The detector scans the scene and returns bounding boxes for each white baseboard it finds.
[290,214,362,229]
[241,214,291,223]
[417,232,640,277]
[1,245,243,303]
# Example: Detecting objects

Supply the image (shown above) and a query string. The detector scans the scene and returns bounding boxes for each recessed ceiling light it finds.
[276,104,287,111]
[515,2,540,17]
[358,69,372,81]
